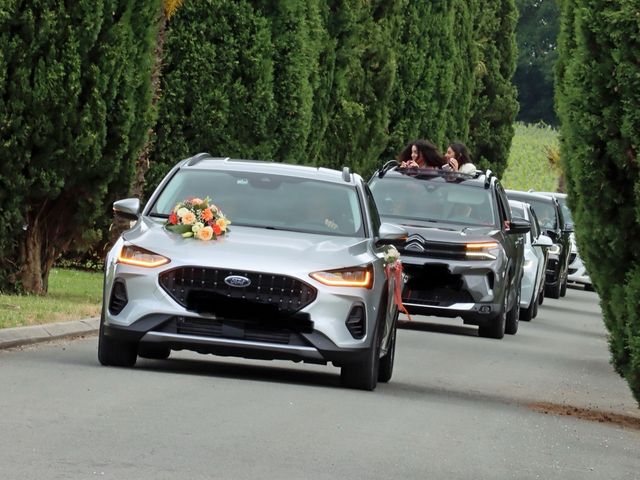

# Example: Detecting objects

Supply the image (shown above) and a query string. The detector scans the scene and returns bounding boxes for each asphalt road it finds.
[1,287,638,480]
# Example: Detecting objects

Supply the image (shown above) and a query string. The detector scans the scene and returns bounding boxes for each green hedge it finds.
[556,0,640,405]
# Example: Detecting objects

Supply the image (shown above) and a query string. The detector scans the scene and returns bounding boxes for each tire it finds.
[545,281,561,299]
[538,286,545,305]
[138,343,171,360]
[378,314,397,383]
[519,291,535,322]
[341,322,380,391]
[98,311,137,367]
[478,287,507,339]
[505,284,520,335]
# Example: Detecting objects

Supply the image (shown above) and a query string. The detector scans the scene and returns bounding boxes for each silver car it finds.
[509,200,552,321]
[99,154,406,390]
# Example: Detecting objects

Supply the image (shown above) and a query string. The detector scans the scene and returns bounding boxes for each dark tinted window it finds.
[370,176,497,227]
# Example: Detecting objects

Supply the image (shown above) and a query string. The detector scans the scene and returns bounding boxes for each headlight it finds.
[310,265,373,288]
[465,242,500,260]
[548,243,561,255]
[117,245,170,268]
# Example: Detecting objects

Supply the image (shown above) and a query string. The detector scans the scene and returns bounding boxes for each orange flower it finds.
[197,226,214,241]
[213,224,222,235]
[201,208,213,222]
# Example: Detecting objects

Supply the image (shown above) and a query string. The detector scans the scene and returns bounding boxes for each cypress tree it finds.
[556,0,640,404]
[316,0,403,176]
[0,0,160,293]
[468,0,519,176]
[385,1,476,162]
[146,0,278,191]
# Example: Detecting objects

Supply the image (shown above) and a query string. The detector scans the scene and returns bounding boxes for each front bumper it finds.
[400,255,506,325]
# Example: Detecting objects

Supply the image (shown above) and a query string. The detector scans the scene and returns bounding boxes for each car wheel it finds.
[478,288,507,340]
[341,322,380,391]
[505,284,520,335]
[519,290,535,322]
[378,312,398,383]
[560,276,568,297]
[98,311,137,367]
[138,343,171,360]
[532,294,539,318]
[545,281,561,299]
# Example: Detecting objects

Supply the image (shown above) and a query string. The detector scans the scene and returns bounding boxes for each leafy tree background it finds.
[556,0,640,403]
[514,0,560,125]
[0,0,160,293]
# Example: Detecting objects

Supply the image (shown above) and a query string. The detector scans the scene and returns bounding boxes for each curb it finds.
[0,317,100,350]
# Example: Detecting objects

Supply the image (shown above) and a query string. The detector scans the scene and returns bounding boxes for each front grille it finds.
[399,236,467,260]
[546,258,558,274]
[172,316,313,345]
[402,264,473,306]
[159,267,317,317]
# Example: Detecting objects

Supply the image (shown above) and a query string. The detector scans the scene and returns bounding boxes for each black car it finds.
[506,190,572,298]
[369,164,529,339]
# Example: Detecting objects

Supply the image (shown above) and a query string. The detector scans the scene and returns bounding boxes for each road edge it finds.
[0,317,99,350]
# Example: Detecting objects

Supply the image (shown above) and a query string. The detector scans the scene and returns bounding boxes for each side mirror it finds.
[377,222,407,245]
[563,222,574,234]
[508,216,531,234]
[113,198,140,221]
[533,234,553,248]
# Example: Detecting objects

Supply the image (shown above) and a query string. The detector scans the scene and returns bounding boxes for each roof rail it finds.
[342,166,351,182]
[378,159,399,178]
[186,152,212,166]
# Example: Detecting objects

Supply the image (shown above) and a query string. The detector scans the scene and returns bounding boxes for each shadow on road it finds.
[397,319,478,338]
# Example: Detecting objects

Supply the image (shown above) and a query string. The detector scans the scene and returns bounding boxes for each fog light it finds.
[345,304,366,339]
[479,305,492,314]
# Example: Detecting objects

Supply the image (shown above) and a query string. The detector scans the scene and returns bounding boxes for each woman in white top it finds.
[444,141,476,173]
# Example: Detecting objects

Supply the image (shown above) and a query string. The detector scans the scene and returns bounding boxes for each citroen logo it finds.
[224,275,251,287]
[405,242,425,253]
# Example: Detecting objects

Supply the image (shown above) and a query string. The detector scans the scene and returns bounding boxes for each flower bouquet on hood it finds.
[166,196,230,241]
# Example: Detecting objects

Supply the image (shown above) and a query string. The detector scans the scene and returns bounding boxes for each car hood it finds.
[122,218,373,272]
[388,220,499,244]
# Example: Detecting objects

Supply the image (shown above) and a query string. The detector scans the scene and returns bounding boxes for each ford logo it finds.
[224,275,251,288]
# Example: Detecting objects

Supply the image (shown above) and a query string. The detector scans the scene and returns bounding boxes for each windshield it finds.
[369,176,496,227]
[149,170,365,237]
[522,199,557,230]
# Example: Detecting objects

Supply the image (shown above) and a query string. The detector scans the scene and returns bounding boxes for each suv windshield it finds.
[369,176,496,227]
[150,170,365,237]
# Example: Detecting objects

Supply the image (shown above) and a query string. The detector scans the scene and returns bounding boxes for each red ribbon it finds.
[385,262,413,321]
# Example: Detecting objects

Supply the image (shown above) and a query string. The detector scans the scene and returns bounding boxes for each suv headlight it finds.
[117,245,170,268]
[310,265,373,288]
[465,242,501,260]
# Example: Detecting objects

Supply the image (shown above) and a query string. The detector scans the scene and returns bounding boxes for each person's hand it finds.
[400,160,420,168]
[448,157,459,171]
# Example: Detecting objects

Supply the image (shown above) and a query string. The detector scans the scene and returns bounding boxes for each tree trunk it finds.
[18,213,47,295]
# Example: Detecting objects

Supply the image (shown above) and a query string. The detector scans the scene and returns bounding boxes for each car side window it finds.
[364,184,381,237]
[529,207,540,242]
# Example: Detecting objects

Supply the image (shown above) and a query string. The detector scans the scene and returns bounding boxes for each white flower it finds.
[383,245,401,265]
[176,207,190,218]
[192,222,204,233]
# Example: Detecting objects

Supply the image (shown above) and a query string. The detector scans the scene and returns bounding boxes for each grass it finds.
[502,122,561,191]
[0,268,103,329]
